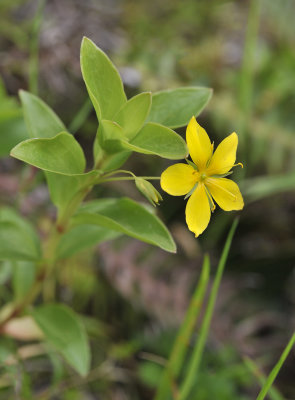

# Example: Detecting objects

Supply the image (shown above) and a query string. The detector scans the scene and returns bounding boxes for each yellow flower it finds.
[160,117,244,237]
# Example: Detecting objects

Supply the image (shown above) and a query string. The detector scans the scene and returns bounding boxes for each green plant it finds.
[0,33,293,400]
[0,37,211,393]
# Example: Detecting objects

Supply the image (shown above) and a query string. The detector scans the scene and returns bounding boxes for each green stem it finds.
[56,186,91,230]
[177,219,239,400]
[28,0,46,95]
[256,332,295,400]
[101,169,137,179]
[56,171,100,229]
[244,357,284,400]
[97,176,161,184]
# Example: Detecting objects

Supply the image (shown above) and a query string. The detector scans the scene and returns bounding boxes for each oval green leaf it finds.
[56,225,120,259]
[97,120,187,160]
[81,37,127,120]
[147,87,212,129]
[10,132,86,175]
[19,90,66,138]
[126,122,188,159]
[73,197,176,253]
[0,208,41,262]
[32,304,90,377]
[114,92,152,139]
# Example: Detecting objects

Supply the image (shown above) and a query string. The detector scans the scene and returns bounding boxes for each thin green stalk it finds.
[177,218,239,400]
[101,169,137,179]
[100,176,160,182]
[97,176,160,184]
[68,98,93,134]
[56,185,92,230]
[256,333,295,400]
[244,357,285,400]
[155,255,210,400]
[29,0,46,94]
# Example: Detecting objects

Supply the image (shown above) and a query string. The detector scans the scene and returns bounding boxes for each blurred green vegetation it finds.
[1,0,295,399]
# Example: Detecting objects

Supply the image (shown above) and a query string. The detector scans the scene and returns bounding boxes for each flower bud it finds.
[135,178,163,206]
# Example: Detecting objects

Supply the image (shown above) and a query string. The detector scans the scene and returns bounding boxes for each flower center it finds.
[200,172,207,181]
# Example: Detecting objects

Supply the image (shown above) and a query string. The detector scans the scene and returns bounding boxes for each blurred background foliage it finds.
[1,0,295,399]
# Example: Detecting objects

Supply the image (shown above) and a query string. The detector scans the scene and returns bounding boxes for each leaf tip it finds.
[18,88,26,97]
[18,89,29,103]
[81,36,91,45]
[81,36,94,56]
[167,240,177,254]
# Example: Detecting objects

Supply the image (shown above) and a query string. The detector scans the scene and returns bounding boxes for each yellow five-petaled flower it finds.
[161,117,244,237]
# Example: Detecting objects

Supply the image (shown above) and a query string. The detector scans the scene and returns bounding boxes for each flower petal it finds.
[186,117,212,171]
[185,183,211,237]
[161,163,198,196]
[206,177,244,211]
[207,132,238,175]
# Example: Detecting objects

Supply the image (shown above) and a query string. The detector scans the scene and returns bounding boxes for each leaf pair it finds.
[11,91,99,216]
[11,91,85,175]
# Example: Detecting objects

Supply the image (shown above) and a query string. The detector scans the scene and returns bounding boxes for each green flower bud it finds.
[135,178,163,207]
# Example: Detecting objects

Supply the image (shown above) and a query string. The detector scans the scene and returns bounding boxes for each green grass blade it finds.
[155,255,210,400]
[178,218,239,400]
[244,357,285,400]
[256,333,295,400]
[29,0,46,95]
